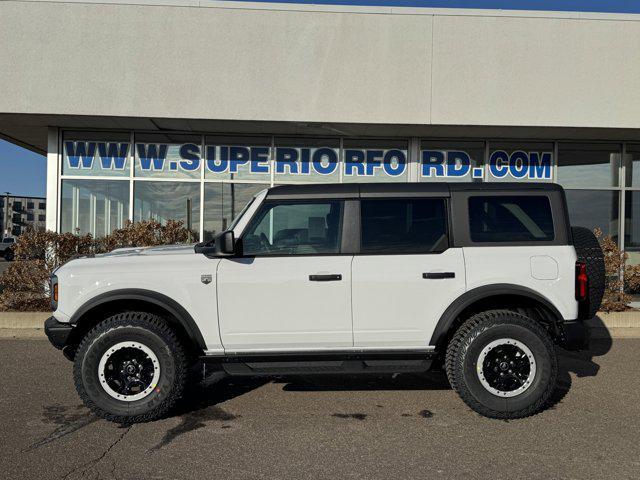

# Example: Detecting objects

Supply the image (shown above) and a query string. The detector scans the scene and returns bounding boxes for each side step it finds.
[202,351,435,376]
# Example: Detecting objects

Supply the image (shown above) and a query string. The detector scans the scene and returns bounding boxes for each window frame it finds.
[237,198,349,258]
[357,197,451,256]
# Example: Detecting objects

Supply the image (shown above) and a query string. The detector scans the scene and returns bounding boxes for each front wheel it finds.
[445,310,558,419]
[73,312,188,423]
[4,249,14,261]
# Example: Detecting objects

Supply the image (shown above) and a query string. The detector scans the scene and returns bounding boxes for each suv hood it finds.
[98,244,197,257]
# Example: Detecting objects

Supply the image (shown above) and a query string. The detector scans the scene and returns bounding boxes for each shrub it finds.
[595,228,640,312]
[0,220,192,312]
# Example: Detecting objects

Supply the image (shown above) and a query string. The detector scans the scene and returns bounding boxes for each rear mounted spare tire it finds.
[571,226,605,319]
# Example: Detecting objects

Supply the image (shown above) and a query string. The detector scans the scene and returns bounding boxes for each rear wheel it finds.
[445,310,557,419]
[73,312,188,423]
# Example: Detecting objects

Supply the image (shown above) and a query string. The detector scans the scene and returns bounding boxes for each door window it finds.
[360,198,448,254]
[241,201,343,256]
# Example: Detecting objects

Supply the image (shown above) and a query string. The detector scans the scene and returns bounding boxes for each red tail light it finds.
[575,262,588,301]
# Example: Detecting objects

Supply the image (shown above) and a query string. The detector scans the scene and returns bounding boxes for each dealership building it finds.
[1,1,640,256]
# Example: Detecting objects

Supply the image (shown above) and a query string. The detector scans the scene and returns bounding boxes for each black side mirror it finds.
[216,230,236,256]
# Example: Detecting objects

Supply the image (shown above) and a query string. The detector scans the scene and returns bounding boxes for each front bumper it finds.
[44,316,73,350]
[559,320,591,351]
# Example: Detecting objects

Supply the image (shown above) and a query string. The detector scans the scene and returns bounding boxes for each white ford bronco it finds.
[45,183,604,423]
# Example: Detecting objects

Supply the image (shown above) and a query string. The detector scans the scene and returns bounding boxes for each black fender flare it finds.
[428,284,564,347]
[69,289,207,350]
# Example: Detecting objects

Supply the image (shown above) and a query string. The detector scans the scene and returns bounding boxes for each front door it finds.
[351,197,466,348]
[217,199,353,352]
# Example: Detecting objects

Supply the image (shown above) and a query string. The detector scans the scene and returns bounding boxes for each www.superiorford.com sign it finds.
[64,141,552,180]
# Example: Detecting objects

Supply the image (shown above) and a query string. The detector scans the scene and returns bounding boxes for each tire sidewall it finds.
[77,325,178,419]
[461,323,554,413]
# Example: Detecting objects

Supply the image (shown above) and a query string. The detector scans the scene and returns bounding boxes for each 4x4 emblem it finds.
[201,274,212,285]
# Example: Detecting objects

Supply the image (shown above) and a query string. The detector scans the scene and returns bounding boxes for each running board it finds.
[202,351,435,376]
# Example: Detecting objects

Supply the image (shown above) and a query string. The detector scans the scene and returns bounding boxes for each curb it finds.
[1,311,640,338]
[0,312,50,329]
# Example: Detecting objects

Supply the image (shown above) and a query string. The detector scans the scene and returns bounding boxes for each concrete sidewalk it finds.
[1,311,640,338]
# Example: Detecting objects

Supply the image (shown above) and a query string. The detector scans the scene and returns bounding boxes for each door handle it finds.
[309,274,342,282]
[423,272,455,279]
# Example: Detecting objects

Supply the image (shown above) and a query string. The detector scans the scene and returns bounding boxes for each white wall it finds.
[1,1,640,129]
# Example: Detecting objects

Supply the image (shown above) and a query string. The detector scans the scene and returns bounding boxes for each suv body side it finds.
[52,183,577,357]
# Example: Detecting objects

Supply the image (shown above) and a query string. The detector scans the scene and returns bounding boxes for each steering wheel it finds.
[259,232,272,252]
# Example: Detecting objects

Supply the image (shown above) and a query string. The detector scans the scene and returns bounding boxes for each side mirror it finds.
[216,230,236,256]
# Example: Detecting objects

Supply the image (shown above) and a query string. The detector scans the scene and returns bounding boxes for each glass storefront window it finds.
[342,139,408,183]
[134,133,201,179]
[558,143,621,188]
[625,144,640,188]
[565,190,619,240]
[203,182,268,241]
[274,137,340,184]
[62,131,130,177]
[624,192,640,267]
[205,135,271,182]
[487,141,554,183]
[420,140,484,182]
[134,182,200,240]
[61,180,129,236]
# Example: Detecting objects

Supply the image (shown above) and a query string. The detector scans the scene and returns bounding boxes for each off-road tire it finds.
[73,312,188,423]
[571,226,605,318]
[445,310,558,419]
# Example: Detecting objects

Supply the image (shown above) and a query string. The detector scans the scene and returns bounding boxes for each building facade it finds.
[0,195,47,238]
[2,1,640,261]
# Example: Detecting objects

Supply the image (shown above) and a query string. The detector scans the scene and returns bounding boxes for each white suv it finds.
[45,183,604,423]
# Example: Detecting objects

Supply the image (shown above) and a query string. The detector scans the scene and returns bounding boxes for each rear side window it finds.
[360,198,448,254]
[469,196,554,242]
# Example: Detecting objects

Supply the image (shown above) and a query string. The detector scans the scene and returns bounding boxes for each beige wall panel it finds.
[431,15,640,128]
[0,2,432,124]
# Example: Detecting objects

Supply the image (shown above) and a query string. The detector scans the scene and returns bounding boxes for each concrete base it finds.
[1,311,639,338]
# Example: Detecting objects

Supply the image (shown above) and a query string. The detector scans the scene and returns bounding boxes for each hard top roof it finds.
[265,182,563,200]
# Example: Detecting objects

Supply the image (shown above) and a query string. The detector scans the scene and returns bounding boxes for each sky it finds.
[0,140,46,198]
[230,0,640,13]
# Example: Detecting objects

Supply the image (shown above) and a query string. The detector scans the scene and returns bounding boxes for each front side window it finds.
[360,198,448,254]
[241,201,343,256]
[469,196,554,242]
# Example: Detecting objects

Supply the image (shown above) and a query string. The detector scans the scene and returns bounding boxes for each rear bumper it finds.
[44,316,73,350]
[559,320,591,351]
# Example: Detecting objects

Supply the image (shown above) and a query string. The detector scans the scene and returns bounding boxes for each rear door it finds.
[217,198,354,352]
[351,197,466,348]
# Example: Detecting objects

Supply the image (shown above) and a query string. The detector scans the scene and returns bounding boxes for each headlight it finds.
[50,275,58,311]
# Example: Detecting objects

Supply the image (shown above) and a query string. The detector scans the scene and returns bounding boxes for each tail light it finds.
[575,262,588,302]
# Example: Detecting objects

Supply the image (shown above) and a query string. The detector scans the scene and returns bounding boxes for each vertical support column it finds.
[483,141,490,182]
[46,127,60,232]
[105,196,111,236]
[129,131,135,224]
[553,141,559,184]
[408,138,420,183]
[72,186,79,232]
[199,134,205,242]
[89,193,96,236]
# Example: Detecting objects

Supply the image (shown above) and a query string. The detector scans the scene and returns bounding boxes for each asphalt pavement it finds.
[1,337,639,480]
